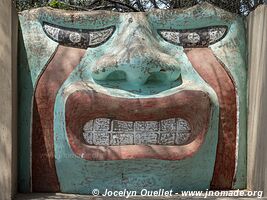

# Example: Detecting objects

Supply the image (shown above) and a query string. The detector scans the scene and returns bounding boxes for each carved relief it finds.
[82,118,191,145]
[43,22,115,48]
[17,2,247,194]
[158,26,227,47]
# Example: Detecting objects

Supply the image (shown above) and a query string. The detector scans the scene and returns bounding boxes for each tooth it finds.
[94,118,111,131]
[135,121,159,131]
[175,132,190,145]
[159,132,175,145]
[83,120,94,131]
[177,118,191,131]
[160,118,176,131]
[145,121,159,131]
[110,133,134,145]
[135,132,158,145]
[112,120,134,132]
[82,131,94,145]
[134,121,146,131]
[93,132,109,145]
[175,118,191,144]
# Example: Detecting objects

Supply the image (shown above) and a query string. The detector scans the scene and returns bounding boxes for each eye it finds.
[158,26,228,48]
[43,22,115,49]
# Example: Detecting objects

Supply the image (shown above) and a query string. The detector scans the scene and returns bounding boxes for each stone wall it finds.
[247,4,267,196]
[0,0,17,199]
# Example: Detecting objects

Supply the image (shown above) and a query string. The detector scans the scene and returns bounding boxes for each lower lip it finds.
[65,89,211,160]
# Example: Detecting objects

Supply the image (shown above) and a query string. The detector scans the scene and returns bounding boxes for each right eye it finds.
[43,22,115,49]
[158,26,228,48]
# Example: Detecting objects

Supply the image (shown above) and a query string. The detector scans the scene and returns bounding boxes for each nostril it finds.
[106,70,127,81]
[146,72,168,84]
[145,68,181,85]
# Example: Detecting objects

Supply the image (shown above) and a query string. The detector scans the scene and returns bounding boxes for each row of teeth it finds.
[82,118,192,146]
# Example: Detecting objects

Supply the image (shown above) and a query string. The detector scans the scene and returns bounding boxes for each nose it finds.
[91,14,181,93]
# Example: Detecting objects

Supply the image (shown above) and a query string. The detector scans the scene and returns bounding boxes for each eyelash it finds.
[43,22,115,49]
[158,26,228,48]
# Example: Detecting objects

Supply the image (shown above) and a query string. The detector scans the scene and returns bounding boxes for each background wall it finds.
[0,0,17,199]
[247,4,267,196]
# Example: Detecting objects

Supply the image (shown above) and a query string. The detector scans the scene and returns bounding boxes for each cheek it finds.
[32,46,86,192]
[186,48,238,189]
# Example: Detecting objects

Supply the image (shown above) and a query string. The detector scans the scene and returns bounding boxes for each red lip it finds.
[65,89,211,160]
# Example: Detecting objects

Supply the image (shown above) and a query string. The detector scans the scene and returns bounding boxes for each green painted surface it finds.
[17,2,247,193]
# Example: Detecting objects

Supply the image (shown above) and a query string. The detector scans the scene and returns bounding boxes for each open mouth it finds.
[65,86,211,160]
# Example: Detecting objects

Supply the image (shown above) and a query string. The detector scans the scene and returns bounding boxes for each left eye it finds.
[158,26,228,48]
[43,22,115,49]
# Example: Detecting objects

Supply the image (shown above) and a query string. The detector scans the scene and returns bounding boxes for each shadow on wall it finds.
[17,23,33,192]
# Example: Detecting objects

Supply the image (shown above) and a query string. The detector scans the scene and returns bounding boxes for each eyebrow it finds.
[147,4,236,22]
[36,7,121,25]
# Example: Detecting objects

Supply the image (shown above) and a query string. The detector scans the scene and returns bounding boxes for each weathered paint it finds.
[17,11,58,191]
[17,2,247,193]
[186,48,237,189]
[210,18,247,189]
[32,46,85,191]
[65,89,211,160]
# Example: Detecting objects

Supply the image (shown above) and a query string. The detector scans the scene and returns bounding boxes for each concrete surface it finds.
[0,2,266,200]
[0,0,17,200]
[247,4,267,195]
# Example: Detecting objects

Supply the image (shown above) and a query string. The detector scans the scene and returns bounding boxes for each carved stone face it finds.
[18,3,247,194]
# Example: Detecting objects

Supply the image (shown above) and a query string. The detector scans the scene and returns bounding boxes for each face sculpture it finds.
[18,3,247,194]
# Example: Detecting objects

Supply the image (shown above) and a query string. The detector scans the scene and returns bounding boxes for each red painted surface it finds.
[32,46,86,192]
[65,90,211,160]
[186,48,237,189]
